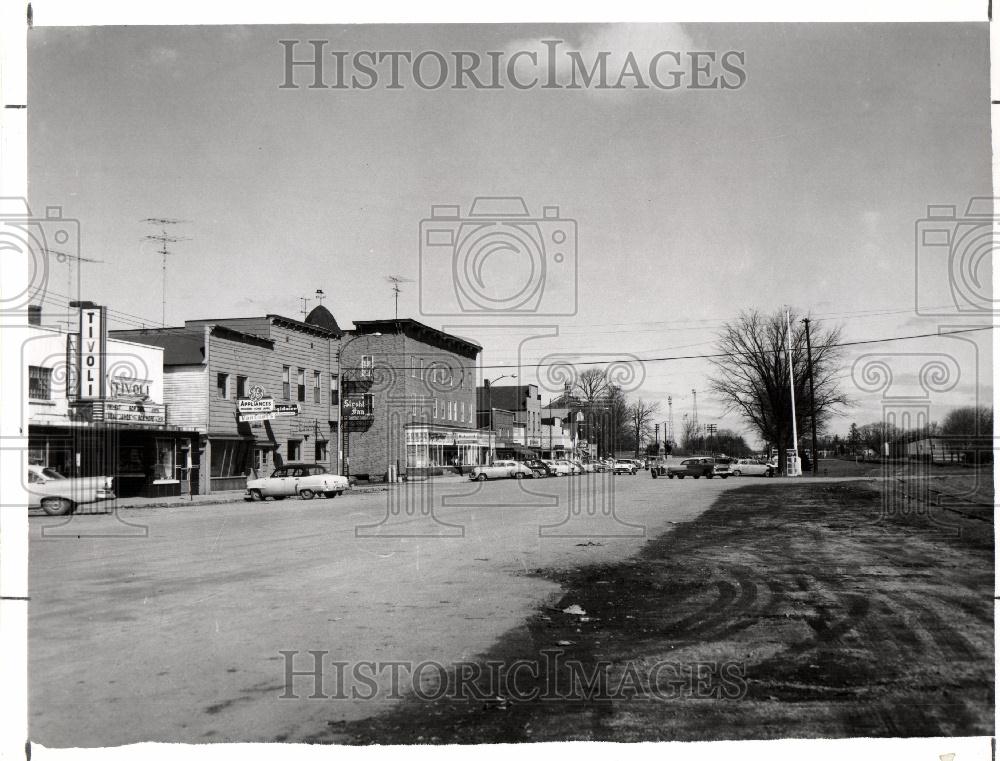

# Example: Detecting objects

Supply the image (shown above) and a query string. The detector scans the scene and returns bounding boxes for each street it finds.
[30,473,739,746]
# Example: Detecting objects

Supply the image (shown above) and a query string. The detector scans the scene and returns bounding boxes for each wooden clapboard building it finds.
[113,306,343,494]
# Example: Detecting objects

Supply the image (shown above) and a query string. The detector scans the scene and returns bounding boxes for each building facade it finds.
[26,303,197,498]
[339,319,487,480]
[114,306,343,493]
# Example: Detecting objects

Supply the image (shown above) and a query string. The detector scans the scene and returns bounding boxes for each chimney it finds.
[28,304,41,325]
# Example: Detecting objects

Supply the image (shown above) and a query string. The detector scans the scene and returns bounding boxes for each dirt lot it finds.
[318,480,994,743]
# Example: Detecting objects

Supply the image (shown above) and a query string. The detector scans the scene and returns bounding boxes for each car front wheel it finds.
[477,474,487,481]
[248,489,263,502]
[299,489,316,500]
[40,497,74,516]
[515,472,524,479]
[732,470,742,477]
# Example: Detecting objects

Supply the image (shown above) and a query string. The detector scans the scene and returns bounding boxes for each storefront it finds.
[404,424,495,476]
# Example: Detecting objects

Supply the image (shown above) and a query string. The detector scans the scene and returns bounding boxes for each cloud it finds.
[502,24,698,94]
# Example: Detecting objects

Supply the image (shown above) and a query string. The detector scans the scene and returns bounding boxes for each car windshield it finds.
[41,468,67,479]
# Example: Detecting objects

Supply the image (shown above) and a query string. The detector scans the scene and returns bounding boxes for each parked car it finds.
[245,463,349,500]
[525,459,554,477]
[565,460,585,475]
[541,459,573,477]
[731,458,775,477]
[571,459,596,473]
[662,457,730,479]
[27,465,115,516]
[470,460,534,481]
[613,459,638,475]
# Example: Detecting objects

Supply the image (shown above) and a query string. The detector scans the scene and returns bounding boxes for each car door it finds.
[261,467,287,497]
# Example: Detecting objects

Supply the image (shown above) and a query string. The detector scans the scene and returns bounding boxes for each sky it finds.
[26,22,993,443]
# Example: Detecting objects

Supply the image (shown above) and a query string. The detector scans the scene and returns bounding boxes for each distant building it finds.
[906,437,966,463]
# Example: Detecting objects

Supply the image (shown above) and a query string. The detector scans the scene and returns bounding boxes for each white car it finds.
[27,464,115,515]
[541,459,573,477]
[470,460,534,481]
[730,458,775,477]
[613,460,638,475]
[245,463,348,501]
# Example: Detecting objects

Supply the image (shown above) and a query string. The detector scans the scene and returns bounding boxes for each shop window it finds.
[313,371,321,404]
[28,366,52,400]
[217,373,230,399]
[154,438,176,480]
[288,440,301,461]
[210,440,252,478]
[236,375,248,398]
[282,366,291,400]
[297,368,306,402]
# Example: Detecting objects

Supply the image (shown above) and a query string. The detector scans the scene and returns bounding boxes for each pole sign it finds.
[78,305,107,400]
[343,395,373,418]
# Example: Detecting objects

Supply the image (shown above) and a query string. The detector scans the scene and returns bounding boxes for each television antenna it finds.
[141,218,190,326]
[45,247,105,330]
[385,275,413,319]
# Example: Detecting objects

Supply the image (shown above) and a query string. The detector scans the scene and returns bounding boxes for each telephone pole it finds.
[785,307,800,476]
[802,317,819,476]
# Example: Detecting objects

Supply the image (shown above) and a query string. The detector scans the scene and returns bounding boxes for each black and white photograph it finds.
[0,2,994,758]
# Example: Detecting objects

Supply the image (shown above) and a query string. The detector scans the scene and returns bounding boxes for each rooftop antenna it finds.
[385,275,413,319]
[45,247,105,330]
[300,296,311,320]
[142,218,190,326]
[315,289,325,306]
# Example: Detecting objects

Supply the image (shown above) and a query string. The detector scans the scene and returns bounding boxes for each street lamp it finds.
[337,331,381,477]
[486,373,516,461]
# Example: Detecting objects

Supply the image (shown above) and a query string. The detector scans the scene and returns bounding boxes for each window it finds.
[236,375,248,398]
[314,440,328,462]
[210,440,252,478]
[288,440,301,460]
[297,368,305,402]
[330,374,339,406]
[313,371,321,404]
[363,394,374,415]
[154,438,175,480]
[217,373,230,399]
[360,355,374,379]
[282,366,290,400]
[28,366,52,400]
[433,399,438,419]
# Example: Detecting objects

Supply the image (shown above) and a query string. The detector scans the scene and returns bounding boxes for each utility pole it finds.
[802,317,819,476]
[667,396,674,443]
[785,308,800,476]
[691,389,698,427]
[142,218,190,326]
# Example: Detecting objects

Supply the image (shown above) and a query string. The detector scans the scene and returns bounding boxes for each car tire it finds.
[515,472,524,480]
[651,470,658,478]
[477,474,487,482]
[40,497,74,516]
[299,489,316,500]
[766,469,774,478]
[667,473,675,479]
[249,489,263,502]
[677,475,685,479]
[693,475,701,479]
[721,475,729,480]
[732,470,742,477]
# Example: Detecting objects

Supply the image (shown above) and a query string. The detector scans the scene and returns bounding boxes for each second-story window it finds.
[236,375,247,398]
[297,368,306,402]
[282,366,290,400]
[360,355,373,379]
[29,366,52,400]
[217,373,229,399]
[313,371,321,404]
[330,374,339,406]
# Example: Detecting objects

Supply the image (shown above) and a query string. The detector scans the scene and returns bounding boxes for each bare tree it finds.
[628,399,661,456]
[574,367,609,404]
[709,309,848,473]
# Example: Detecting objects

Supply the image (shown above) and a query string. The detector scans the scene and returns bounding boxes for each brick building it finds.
[339,319,489,480]
[477,383,543,448]
[114,306,343,493]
